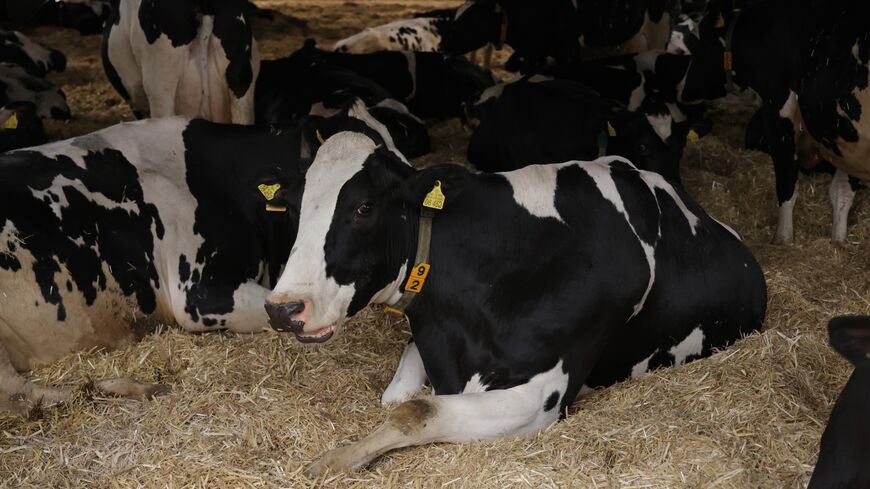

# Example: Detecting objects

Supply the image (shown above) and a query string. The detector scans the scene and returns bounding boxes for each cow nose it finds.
[264,301,306,333]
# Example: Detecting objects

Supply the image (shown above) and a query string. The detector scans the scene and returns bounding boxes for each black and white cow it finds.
[0,63,70,120]
[256,56,430,158]
[442,0,676,68]
[263,132,767,473]
[466,78,695,183]
[334,17,449,54]
[102,0,260,124]
[808,315,870,489]
[288,40,499,119]
[0,30,66,77]
[686,0,868,243]
[0,101,403,407]
[0,101,45,153]
[32,0,112,36]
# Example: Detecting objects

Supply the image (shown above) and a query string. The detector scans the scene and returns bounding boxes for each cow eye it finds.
[638,143,649,154]
[356,201,373,217]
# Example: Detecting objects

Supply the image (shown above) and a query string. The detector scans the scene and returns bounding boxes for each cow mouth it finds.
[294,324,337,344]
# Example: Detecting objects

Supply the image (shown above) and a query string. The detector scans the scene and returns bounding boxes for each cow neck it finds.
[383,183,444,317]
[723,10,741,88]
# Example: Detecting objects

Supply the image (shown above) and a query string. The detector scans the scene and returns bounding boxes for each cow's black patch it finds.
[543,391,560,412]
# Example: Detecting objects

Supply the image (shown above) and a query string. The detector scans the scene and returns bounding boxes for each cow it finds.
[0,101,45,153]
[102,0,260,124]
[683,0,868,243]
[32,0,112,36]
[256,57,430,158]
[465,78,698,184]
[441,0,676,69]
[287,40,499,119]
[0,63,70,120]
[262,131,767,474]
[808,315,870,489]
[0,101,403,409]
[334,18,449,54]
[0,30,66,77]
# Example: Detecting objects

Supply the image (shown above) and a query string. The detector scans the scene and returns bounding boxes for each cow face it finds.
[441,0,502,56]
[265,133,417,343]
[608,106,690,184]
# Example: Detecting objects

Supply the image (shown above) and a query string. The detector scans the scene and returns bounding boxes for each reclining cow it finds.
[0,30,66,77]
[263,132,768,473]
[0,101,402,409]
[102,0,260,124]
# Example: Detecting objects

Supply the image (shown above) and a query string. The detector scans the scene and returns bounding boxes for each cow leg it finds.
[829,169,857,243]
[764,108,800,244]
[0,343,70,410]
[381,339,427,405]
[307,362,568,475]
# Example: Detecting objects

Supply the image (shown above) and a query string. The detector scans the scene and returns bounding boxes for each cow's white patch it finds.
[462,373,489,394]
[347,99,410,164]
[669,327,704,366]
[645,112,673,142]
[627,77,646,111]
[454,1,473,20]
[402,51,418,102]
[631,351,657,379]
[639,170,700,234]
[711,216,741,240]
[271,132,376,330]
[372,262,408,306]
[500,164,565,223]
[334,18,443,53]
[382,340,428,405]
[29,175,140,220]
[11,31,55,72]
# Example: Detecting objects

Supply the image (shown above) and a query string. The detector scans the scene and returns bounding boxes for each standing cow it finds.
[263,132,767,473]
[0,102,401,409]
[102,0,260,124]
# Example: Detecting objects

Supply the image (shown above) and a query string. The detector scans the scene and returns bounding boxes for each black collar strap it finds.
[384,181,445,317]
[495,3,508,48]
[723,10,741,88]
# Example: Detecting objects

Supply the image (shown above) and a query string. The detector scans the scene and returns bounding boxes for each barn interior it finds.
[0,0,868,487]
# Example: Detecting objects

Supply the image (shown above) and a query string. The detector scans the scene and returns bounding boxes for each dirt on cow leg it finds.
[0,344,71,412]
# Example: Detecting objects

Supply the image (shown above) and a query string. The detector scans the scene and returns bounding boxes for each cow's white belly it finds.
[0,225,158,371]
[175,16,233,123]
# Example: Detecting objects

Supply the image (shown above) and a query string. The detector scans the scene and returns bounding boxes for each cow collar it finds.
[723,10,741,88]
[384,181,444,317]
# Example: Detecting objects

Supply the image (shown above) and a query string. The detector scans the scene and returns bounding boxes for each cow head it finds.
[441,0,504,56]
[265,133,461,343]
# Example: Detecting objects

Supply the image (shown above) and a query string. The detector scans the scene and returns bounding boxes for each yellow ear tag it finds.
[258,183,281,201]
[687,129,700,143]
[715,13,725,28]
[265,204,288,212]
[723,51,733,71]
[403,263,431,293]
[3,113,18,129]
[422,180,445,210]
[607,121,617,137]
[316,129,326,145]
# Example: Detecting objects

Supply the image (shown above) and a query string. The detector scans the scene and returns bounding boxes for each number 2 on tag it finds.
[404,263,431,293]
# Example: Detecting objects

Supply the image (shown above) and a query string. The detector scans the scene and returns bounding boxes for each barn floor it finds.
[1,1,869,487]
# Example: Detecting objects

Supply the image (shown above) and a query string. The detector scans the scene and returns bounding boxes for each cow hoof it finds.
[96,378,173,400]
[306,446,357,478]
[772,233,793,245]
[8,393,25,402]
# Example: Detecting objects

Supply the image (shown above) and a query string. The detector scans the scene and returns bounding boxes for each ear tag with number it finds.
[715,13,726,28]
[607,121,617,137]
[723,51,733,71]
[687,129,700,143]
[404,263,431,293]
[316,129,326,145]
[422,180,445,210]
[4,113,18,129]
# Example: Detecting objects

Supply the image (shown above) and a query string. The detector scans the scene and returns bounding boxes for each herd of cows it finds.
[0,0,868,485]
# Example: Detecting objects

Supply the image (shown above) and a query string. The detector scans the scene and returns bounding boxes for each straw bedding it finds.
[1,1,868,487]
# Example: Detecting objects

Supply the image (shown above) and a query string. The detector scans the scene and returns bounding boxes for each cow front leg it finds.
[307,363,569,475]
[829,169,857,243]
[381,340,428,405]
[764,110,800,244]
[0,343,70,411]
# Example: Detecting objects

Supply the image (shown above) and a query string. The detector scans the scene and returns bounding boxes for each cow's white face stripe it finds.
[500,164,565,223]
[271,132,376,328]
[645,112,673,142]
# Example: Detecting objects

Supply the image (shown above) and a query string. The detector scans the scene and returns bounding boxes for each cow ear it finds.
[828,316,870,366]
[397,164,471,211]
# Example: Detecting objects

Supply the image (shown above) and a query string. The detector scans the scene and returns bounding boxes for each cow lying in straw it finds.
[263,132,768,473]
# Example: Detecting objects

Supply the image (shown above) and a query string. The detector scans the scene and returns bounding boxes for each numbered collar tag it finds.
[3,113,18,129]
[423,180,445,210]
[403,263,431,293]
[723,51,733,71]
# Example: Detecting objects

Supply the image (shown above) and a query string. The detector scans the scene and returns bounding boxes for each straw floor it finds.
[1,1,868,487]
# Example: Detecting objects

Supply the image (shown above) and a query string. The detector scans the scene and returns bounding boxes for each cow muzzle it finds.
[264,298,336,343]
